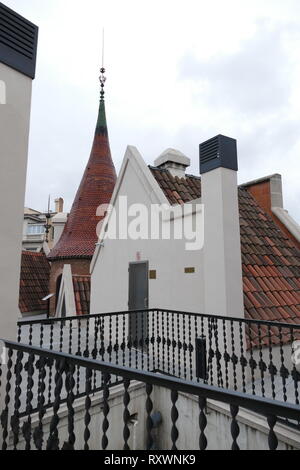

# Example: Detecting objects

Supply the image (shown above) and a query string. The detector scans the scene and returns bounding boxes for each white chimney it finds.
[0,3,38,340]
[154,148,191,178]
[200,135,244,318]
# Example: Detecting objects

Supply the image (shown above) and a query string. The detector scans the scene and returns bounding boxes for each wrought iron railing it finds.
[1,340,300,450]
[17,309,300,405]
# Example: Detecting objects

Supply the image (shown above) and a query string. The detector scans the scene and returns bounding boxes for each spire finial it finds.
[44,195,51,243]
[99,29,106,101]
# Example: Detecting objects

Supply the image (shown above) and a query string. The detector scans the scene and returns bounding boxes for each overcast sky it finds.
[5,0,300,221]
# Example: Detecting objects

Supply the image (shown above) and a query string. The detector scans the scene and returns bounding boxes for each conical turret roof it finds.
[48,91,116,261]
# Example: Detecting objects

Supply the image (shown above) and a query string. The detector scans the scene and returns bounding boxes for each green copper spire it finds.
[95,66,108,136]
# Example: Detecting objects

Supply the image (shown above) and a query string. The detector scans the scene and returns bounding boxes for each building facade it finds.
[22,198,67,253]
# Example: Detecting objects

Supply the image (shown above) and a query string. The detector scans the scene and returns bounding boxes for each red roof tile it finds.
[72,275,90,316]
[19,251,50,314]
[150,167,300,326]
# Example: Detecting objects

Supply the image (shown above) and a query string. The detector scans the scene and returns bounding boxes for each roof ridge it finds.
[148,165,201,181]
[22,251,46,257]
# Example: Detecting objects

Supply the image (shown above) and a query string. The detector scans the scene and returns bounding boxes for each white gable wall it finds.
[90,149,205,315]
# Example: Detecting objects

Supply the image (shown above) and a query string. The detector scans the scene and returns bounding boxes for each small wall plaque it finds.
[185,267,195,274]
[149,270,157,280]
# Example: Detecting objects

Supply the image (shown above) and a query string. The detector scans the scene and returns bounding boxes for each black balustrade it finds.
[0,340,299,450]
[17,309,300,406]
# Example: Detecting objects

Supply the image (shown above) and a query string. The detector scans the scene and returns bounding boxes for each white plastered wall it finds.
[0,63,32,340]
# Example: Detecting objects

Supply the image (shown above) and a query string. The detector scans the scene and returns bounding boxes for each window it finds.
[27,225,45,235]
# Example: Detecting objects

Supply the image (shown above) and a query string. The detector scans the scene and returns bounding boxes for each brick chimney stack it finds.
[55,198,64,214]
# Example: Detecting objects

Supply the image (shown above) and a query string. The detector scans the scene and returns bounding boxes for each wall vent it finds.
[0,2,38,79]
[200,134,238,174]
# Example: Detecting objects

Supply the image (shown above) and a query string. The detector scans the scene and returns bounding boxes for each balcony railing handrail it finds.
[2,339,300,424]
[17,307,300,331]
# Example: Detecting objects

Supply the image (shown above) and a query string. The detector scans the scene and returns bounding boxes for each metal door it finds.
[128,262,149,347]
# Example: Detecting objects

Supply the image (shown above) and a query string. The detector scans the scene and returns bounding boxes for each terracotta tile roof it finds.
[19,251,50,314]
[150,167,300,329]
[150,167,201,205]
[72,275,90,316]
[48,100,116,261]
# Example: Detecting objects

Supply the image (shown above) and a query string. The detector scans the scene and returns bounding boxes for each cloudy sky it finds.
[5,0,300,221]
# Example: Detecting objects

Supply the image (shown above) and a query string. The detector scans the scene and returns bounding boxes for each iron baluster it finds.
[172,312,176,376]
[230,404,240,450]
[141,310,145,370]
[17,324,21,344]
[183,314,187,380]
[290,328,299,405]
[213,319,223,388]
[29,324,33,346]
[147,310,150,372]
[239,321,247,393]
[279,326,288,403]
[40,323,44,349]
[48,322,54,405]
[188,315,193,381]
[171,389,179,450]
[268,325,277,401]
[11,350,23,450]
[123,379,131,450]
[207,318,214,386]
[146,383,154,450]
[247,324,257,396]
[122,313,126,368]
[33,356,47,450]
[84,317,90,358]
[230,321,238,391]
[135,311,138,370]
[22,352,35,450]
[93,317,99,392]
[267,415,278,450]
[177,313,181,378]
[59,320,64,353]
[199,397,207,450]
[100,315,105,362]
[102,372,110,450]
[115,314,119,366]
[223,319,230,389]
[157,310,161,372]
[162,310,166,373]
[1,348,13,450]
[151,310,155,371]
[46,359,65,450]
[258,324,266,398]
[108,315,113,364]
[84,367,92,451]
[128,314,132,369]
[68,319,73,355]
[167,311,171,375]
[65,362,76,450]
[76,318,82,396]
